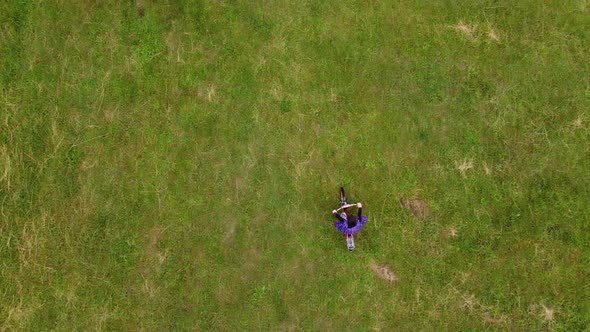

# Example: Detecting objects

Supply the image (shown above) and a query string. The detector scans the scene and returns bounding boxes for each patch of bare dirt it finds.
[399,197,429,220]
[369,260,398,283]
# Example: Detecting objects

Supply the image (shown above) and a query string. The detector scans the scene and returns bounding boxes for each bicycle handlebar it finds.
[336,203,360,211]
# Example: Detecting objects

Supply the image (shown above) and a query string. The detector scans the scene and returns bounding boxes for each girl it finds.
[332,187,368,251]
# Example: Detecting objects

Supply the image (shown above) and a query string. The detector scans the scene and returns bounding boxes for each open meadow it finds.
[1,0,589,330]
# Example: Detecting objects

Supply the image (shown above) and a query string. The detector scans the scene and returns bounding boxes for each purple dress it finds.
[334,216,368,235]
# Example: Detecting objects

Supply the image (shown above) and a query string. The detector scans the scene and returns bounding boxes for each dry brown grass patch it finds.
[165,28,184,63]
[487,28,500,41]
[104,108,116,123]
[196,84,217,102]
[142,278,158,298]
[223,220,237,246]
[240,248,262,282]
[71,183,98,222]
[329,89,338,103]
[451,287,508,326]
[483,161,491,175]
[444,227,458,238]
[456,158,474,177]
[18,221,42,269]
[312,123,321,136]
[460,293,476,311]
[207,85,216,102]
[278,321,299,332]
[528,303,557,322]
[79,156,98,172]
[541,304,555,322]
[399,197,429,220]
[0,145,11,190]
[141,225,168,278]
[3,301,35,330]
[234,176,242,201]
[482,312,506,325]
[452,22,501,42]
[453,21,478,40]
[369,260,398,283]
[572,116,584,129]
[135,0,145,16]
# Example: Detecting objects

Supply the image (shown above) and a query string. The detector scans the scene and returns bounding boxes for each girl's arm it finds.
[332,210,345,222]
[357,203,363,219]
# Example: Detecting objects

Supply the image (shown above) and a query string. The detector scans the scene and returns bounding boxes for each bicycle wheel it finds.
[339,187,347,206]
[346,233,355,252]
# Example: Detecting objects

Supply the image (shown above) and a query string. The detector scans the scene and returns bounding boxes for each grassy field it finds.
[1,0,589,330]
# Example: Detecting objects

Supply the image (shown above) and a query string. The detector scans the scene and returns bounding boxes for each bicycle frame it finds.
[339,187,355,252]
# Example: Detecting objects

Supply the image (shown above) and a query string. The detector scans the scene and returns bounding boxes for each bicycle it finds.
[332,187,368,252]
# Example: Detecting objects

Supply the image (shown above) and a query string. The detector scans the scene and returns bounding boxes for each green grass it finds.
[1,0,589,330]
